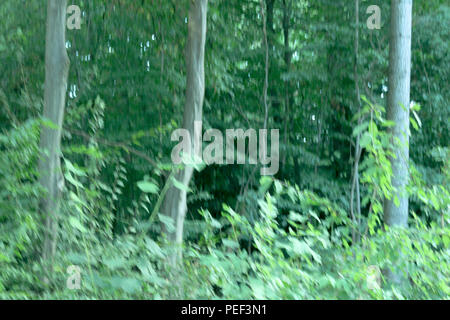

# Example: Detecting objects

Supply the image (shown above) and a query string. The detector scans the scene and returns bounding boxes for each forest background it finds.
[0,0,448,299]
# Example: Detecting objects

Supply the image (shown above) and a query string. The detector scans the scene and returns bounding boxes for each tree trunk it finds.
[281,0,291,168]
[161,0,208,266]
[383,0,413,284]
[39,0,70,262]
[266,0,275,38]
[350,0,362,243]
[264,0,275,130]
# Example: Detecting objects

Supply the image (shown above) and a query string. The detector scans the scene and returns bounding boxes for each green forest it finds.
[0,0,448,300]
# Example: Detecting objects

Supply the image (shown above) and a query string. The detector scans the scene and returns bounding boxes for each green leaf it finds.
[288,211,307,223]
[110,277,142,294]
[41,118,58,130]
[360,132,372,148]
[137,180,159,194]
[64,159,86,176]
[394,196,400,207]
[412,110,422,128]
[65,172,83,188]
[410,117,418,131]
[170,176,190,192]
[103,256,126,270]
[210,217,222,229]
[69,216,87,233]
[353,122,369,137]
[145,237,164,258]
[158,214,175,233]
[222,238,239,249]
[274,180,283,194]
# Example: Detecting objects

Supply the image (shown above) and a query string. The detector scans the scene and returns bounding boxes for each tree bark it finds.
[264,0,275,130]
[350,0,362,243]
[39,0,70,262]
[281,0,291,167]
[161,0,208,266]
[265,0,275,38]
[383,0,413,284]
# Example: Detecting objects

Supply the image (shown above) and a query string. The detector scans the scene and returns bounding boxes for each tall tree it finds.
[350,0,362,243]
[39,0,70,262]
[384,0,413,283]
[264,0,274,129]
[281,0,292,168]
[161,0,208,266]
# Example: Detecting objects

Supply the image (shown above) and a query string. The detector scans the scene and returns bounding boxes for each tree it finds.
[39,0,70,262]
[350,0,361,243]
[161,0,208,266]
[383,0,413,284]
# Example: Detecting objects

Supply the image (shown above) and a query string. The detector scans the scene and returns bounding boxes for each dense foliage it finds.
[0,0,448,299]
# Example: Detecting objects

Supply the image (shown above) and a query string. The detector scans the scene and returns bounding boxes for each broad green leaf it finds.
[137,180,159,194]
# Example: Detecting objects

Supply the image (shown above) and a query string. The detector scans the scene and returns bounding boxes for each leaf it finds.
[69,216,87,233]
[64,159,86,176]
[274,180,283,194]
[258,176,273,194]
[410,117,418,131]
[170,176,190,192]
[41,118,58,130]
[250,279,266,299]
[158,214,175,233]
[288,211,307,223]
[70,191,88,208]
[110,277,142,294]
[103,256,126,270]
[290,238,321,263]
[65,172,83,188]
[145,237,164,258]
[359,132,372,148]
[210,217,222,229]
[394,196,400,207]
[412,110,422,128]
[222,238,239,249]
[137,180,159,194]
[353,122,369,137]
[67,252,88,264]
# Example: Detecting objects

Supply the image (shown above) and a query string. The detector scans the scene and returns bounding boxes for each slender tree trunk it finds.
[161,0,208,266]
[282,0,291,168]
[39,0,70,262]
[383,0,413,284]
[350,0,362,243]
[265,0,275,39]
[260,0,269,130]
[264,0,274,129]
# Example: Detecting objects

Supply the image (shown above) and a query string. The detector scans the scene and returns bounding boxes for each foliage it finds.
[0,0,448,299]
